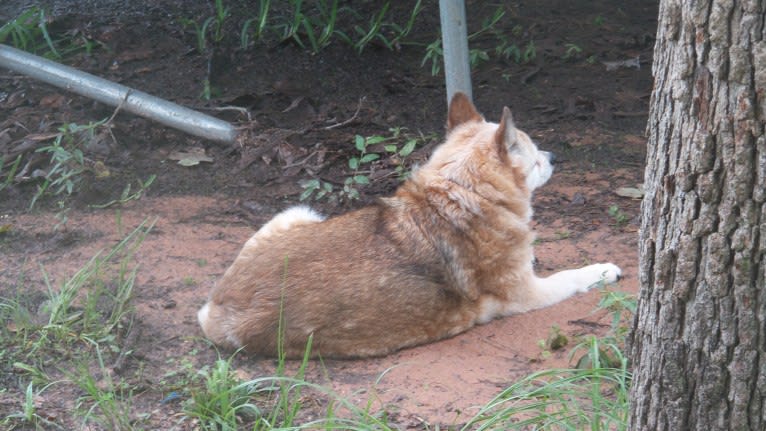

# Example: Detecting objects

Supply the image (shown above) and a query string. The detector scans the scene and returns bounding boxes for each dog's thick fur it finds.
[198,93,621,358]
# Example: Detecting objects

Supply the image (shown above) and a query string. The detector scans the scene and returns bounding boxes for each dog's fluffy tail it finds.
[198,302,241,348]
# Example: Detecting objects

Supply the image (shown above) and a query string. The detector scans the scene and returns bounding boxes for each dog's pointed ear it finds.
[447,92,483,130]
[495,107,519,157]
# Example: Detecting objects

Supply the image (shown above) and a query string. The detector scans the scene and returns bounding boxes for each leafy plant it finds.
[563,43,583,60]
[30,119,112,209]
[299,178,334,201]
[422,6,536,75]
[300,128,424,202]
[608,205,629,227]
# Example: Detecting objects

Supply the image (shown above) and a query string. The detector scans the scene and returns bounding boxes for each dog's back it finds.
[199,203,482,358]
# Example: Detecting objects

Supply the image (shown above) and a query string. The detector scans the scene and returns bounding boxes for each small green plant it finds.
[89,174,156,209]
[562,43,582,60]
[423,6,536,75]
[338,134,382,200]
[184,356,261,429]
[0,7,59,57]
[30,119,112,209]
[594,15,606,27]
[382,128,420,180]
[467,336,630,430]
[608,205,629,227]
[69,346,136,430]
[2,381,60,429]
[597,288,637,342]
[299,178,334,201]
[0,154,23,192]
[300,128,425,201]
[240,0,271,48]
[1,219,153,357]
[351,3,390,53]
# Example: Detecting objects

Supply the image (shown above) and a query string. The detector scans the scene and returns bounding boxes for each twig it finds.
[106,90,130,126]
[323,96,365,130]
[521,66,541,84]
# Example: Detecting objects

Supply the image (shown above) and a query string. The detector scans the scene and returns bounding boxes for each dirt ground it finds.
[0,0,655,428]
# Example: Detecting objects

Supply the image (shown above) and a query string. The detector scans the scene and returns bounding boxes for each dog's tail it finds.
[198,301,242,349]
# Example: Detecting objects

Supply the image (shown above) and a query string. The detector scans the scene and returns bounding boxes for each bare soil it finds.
[0,0,655,428]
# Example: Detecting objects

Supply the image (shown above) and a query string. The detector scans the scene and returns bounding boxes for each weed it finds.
[299,178,334,201]
[466,336,630,430]
[89,174,156,209]
[0,8,58,57]
[563,43,583,60]
[596,288,637,343]
[240,0,271,48]
[594,15,606,27]
[0,154,22,193]
[423,6,536,76]
[421,38,443,75]
[184,356,262,429]
[2,381,60,430]
[0,219,153,357]
[301,128,425,202]
[70,346,136,430]
[608,205,629,227]
[351,3,390,53]
[30,119,113,209]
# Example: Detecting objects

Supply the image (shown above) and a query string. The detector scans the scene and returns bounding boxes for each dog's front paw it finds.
[579,263,622,291]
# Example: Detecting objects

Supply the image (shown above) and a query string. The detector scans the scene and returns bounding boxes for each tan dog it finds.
[198,93,621,358]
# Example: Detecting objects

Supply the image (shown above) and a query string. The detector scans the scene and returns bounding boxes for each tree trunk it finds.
[628,0,766,430]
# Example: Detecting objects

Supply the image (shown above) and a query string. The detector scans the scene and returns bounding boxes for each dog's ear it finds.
[447,92,483,130]
[495,107,519,159]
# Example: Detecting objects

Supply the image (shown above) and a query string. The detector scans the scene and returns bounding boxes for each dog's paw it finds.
[580,263,622,291]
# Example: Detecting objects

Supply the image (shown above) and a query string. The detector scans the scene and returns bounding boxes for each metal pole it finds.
[439,0,472,105]
[0,44,238,143]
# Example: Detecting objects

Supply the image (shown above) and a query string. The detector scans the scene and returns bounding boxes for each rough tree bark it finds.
[628,0,766,430]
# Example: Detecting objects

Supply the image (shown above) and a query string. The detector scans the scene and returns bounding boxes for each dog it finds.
[198,93,621,358]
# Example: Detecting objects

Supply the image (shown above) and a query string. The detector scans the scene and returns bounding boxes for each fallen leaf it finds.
[168,147,213,166]
[615,186,644,199]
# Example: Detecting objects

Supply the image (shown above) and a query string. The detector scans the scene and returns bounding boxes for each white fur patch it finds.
[244,206,324,248]
[197,302,210,328]
[477,296,504,323]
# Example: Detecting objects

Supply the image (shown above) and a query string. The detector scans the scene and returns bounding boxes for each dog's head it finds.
[437,92,554,193]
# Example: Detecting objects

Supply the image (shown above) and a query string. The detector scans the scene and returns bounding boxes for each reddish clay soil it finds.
[0,0,655,428]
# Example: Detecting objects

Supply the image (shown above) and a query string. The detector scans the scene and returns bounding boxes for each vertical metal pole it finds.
[439,0,472,105]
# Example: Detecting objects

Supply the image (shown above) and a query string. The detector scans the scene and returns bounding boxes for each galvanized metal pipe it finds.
[439,0,472,104]
[0,44,238,143]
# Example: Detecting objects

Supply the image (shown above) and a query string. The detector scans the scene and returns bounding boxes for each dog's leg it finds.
[504,263,621,314]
